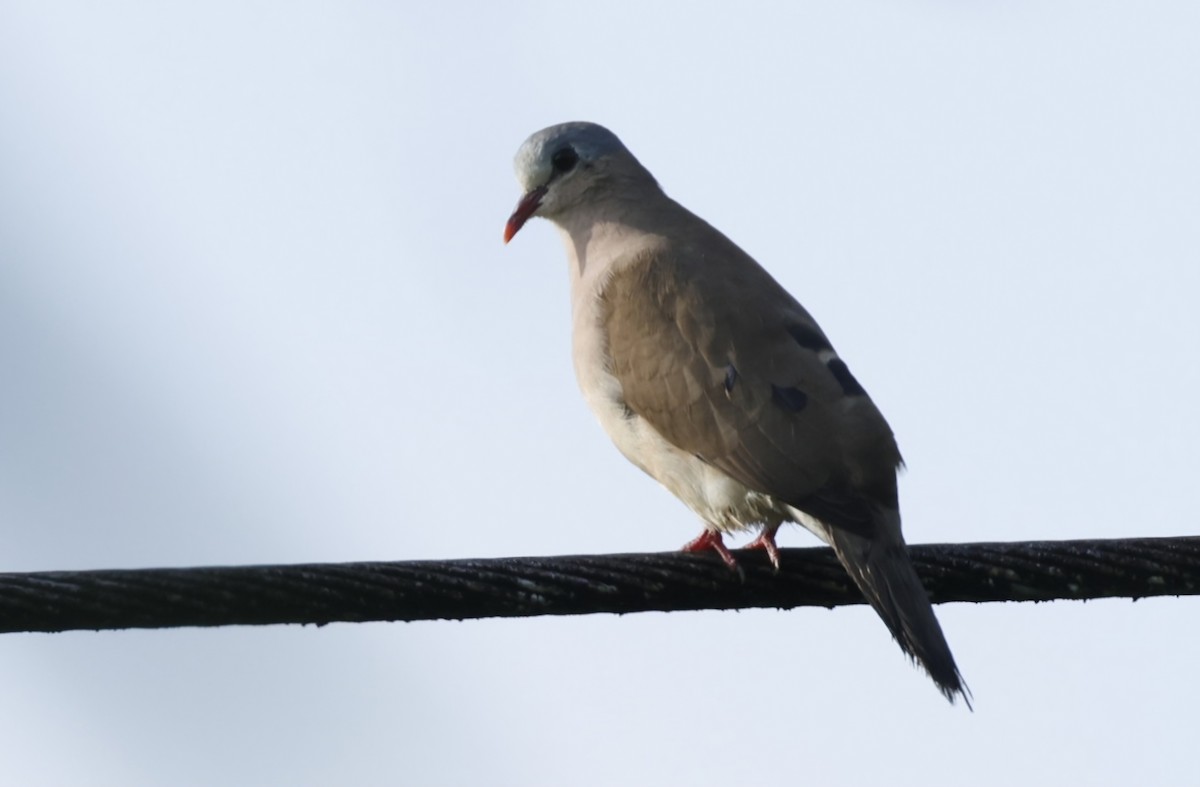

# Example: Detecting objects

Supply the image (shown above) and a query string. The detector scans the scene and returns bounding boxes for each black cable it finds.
[0,537,1196,635]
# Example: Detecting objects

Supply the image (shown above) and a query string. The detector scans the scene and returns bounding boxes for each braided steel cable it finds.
[0,537,1196,635]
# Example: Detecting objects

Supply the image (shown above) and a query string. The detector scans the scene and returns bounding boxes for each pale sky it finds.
[1,3,1198,785]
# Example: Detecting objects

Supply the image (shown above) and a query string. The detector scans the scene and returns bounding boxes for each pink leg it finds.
[681,529,739,571]
[741,528,782,570]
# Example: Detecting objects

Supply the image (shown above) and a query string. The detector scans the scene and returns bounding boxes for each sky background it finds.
[1,2,1198,785]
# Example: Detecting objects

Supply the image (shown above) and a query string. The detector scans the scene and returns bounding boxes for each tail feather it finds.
[825,515,970,707]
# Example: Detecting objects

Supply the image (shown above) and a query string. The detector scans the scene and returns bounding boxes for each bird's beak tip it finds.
[503,186,547,246]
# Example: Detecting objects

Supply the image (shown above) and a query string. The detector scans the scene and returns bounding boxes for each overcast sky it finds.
[1,2,1198,785]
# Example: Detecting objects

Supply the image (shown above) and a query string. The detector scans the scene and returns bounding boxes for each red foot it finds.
[741,529,782,570]
[681,530,739,571]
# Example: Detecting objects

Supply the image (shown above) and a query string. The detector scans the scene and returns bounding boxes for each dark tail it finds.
[826,510,971,707]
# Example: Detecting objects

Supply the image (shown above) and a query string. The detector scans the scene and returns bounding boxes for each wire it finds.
[0,537,1196,635]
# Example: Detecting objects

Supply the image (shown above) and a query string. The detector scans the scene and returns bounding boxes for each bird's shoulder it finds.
[598,221,840,404]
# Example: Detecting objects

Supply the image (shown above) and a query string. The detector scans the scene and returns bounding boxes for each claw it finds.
[741,530,782,571]
[681,529,739,571]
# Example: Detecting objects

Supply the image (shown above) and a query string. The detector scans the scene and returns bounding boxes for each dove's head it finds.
[503,122,655,243]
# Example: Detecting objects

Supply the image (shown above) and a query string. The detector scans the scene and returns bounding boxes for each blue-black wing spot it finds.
[771,384,809,411]
[787,324,832,353]
[826,358,867,396]
[724,363,739,395]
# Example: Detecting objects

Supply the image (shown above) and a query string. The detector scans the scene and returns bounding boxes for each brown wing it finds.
[599,230,903,532]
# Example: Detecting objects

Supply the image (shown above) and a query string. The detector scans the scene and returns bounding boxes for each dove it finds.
[504,121,968,704]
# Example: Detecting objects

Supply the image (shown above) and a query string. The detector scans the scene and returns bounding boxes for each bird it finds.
[502,121,969,705]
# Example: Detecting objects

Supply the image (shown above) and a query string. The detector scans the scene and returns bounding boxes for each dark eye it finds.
[551,147,579,174]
